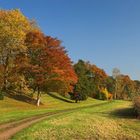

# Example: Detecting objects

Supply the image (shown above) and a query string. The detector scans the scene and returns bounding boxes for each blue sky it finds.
[1,0,140,80]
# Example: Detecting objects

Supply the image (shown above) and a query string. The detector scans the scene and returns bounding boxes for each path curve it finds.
[0,102,110,140]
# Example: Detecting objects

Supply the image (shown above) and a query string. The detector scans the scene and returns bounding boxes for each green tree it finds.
[106,76,115,94]
[74,60,89,100]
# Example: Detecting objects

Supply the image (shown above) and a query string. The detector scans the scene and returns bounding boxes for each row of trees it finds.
[73,60,140,101]
[0,9,77,106]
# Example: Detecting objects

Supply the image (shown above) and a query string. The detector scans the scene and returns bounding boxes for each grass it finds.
[0,92,103,124]
[1,92,139,139]
[12,100,140,140]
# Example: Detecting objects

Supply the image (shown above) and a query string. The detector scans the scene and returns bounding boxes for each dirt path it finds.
[0,111,66,140]
[0,102,110,140]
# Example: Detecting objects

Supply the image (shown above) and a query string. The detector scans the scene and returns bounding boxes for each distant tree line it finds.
[73,60,140,101]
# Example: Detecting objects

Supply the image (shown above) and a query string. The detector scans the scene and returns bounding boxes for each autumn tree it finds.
[0,9,32,91]
[44,36,77,95]
[112,68,136,100]
[25,31,77,106]
[115,75,135,100]
[134,80,140,96]
[88,63,108,90]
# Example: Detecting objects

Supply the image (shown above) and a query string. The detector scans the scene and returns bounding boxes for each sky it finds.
[0,0,140,80]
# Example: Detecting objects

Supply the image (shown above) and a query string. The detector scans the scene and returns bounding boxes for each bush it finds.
[133,96,140,117]
[0,91,4,100]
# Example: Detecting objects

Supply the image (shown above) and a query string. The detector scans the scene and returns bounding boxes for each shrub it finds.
[133,96,140,117]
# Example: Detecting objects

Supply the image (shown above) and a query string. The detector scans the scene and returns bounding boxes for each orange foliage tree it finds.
[85,62,108,97]
[116,75,135,99]
[25,31,77,106]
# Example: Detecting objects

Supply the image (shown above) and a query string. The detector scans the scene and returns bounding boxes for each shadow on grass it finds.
[5,91,42,105]
[110,108,137,119]
[47,92,74,103]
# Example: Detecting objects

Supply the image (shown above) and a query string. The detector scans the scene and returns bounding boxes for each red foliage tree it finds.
[25,31,77,106]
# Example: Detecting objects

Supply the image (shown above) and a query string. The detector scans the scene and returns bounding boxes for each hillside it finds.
[0,92,102,124]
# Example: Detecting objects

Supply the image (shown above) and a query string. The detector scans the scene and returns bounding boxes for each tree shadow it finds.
[110,107,137,119]
[5,91,42,105]
[47,92,74,103]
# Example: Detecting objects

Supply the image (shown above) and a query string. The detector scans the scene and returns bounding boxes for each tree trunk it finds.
[3,76,8,91]
[36,86,41,107]
[114,79,117,99]
[3,64,8,91]
[114,91,116,100]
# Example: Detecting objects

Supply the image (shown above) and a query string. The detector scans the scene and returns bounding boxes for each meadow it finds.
[0,92,140,140]
[11,99,140,140]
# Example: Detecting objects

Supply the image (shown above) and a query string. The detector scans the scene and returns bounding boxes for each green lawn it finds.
[12,100,140,140]
[0,93,103,124]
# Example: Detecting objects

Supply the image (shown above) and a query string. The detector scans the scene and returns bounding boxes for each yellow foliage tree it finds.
[100,88,109,100]
[0,9,33,90]
[100,88,113,100]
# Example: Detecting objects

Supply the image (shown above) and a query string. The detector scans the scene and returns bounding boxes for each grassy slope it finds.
[12,100,140,140]
[0,93,103,124]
